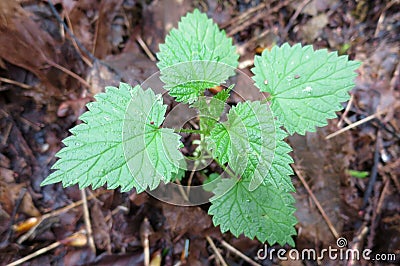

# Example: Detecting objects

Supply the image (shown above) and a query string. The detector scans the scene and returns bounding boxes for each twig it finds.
[361,132,381,210]
[91,5,100,56]
[220,3,267,29]
[47,0,126,89]
[374,0,398,38]
[220,240,261,266]
[292,164,340,239]
[1,122,12,146]
[81,189,96,253]
[389,166,400,192]
[237,28,271,55]
[206,236,228,266]
[17,190,109,244]
[283,0,313,37]
[140,217,151,266]
[7,231,86,266]
[337,94,354,128]
[48,190,108,217]
[45,59,92,89]
[4,188,26,244]
[226,1,290,37]
[375,177,390,216]
[47,0,97,63]
[0,77,33,90]
[325,109,387,139]
[64,12,93,67]
[136,36,156,62]
[174,179,190,202]
[6,241,61,266]
[186,166,197,197]
[347,224,368,266]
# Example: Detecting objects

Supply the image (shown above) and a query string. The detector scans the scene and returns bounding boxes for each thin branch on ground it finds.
[374,0,398,38]
[7,231,86,266]
[174,179,190,202]
[220,240,261,266]
[6,241,61,266]
[186,166,197,197]
[361,131,381,209]
[226,1,291,37]
[17,190,109,244]
[81,189,96,253]
[47,0,97,63]
[136,35,156,62]
[338,94,354,128]
[283,0,313,38]
[220,2,267,29]
[0,77,34,90]
[45,59,92,89]
[64,12,93,67]
[292,164,340,239]
[3,188,26,245]
[1,122,12,146]
[325,109,387,139]
[347,224,368,266]
[206,236,228,266]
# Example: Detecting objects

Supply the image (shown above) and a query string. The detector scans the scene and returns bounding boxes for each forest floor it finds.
[0,0,399,265]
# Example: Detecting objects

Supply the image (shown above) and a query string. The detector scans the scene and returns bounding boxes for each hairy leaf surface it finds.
[252,43,360,134]
[207,101,275,190]
[42,84,184,192]
[157,9,239,103]
[123,87,184,190]
[41,84,140,191]
[209,178,297,246]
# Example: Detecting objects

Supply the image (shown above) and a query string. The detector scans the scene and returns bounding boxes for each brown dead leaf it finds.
[61,231,88,247]
[12,217,40,234]
[0,181,14,215]
[0,180,40,217]
[290,122,354,246]
[149,249,162,266]
[93,0,125,58]
[90,202,111,253]
[57,97,91,119]
[0,167,14,183]
[0,1,60,92]
[0,205,10,236]
[299,13,329,42]
[11,184,41,217]
[162,204,211,237]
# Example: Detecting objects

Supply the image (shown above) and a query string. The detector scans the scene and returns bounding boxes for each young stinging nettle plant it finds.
[41,9,360,246]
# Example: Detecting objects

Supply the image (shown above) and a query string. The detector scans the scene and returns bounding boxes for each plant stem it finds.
[261,96,272,104]
[204,150,238,180]
[215,158,238,180]
[175,128,206,134]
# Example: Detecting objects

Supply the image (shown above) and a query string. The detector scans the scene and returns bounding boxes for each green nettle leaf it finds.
[122,88,184,191]
[191,88,230,134]
[264,125,295,192]
[41,83,184,193]
[157,9,239,103]
[41,83,142,192]
[252,43,360,135]
[40,8,363,248]
[208,178,297,246]
[207,101,276,191]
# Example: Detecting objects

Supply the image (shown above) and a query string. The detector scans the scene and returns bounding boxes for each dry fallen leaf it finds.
[12,217,40,234]
[61,231,88,247]
[0,1,61,93]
